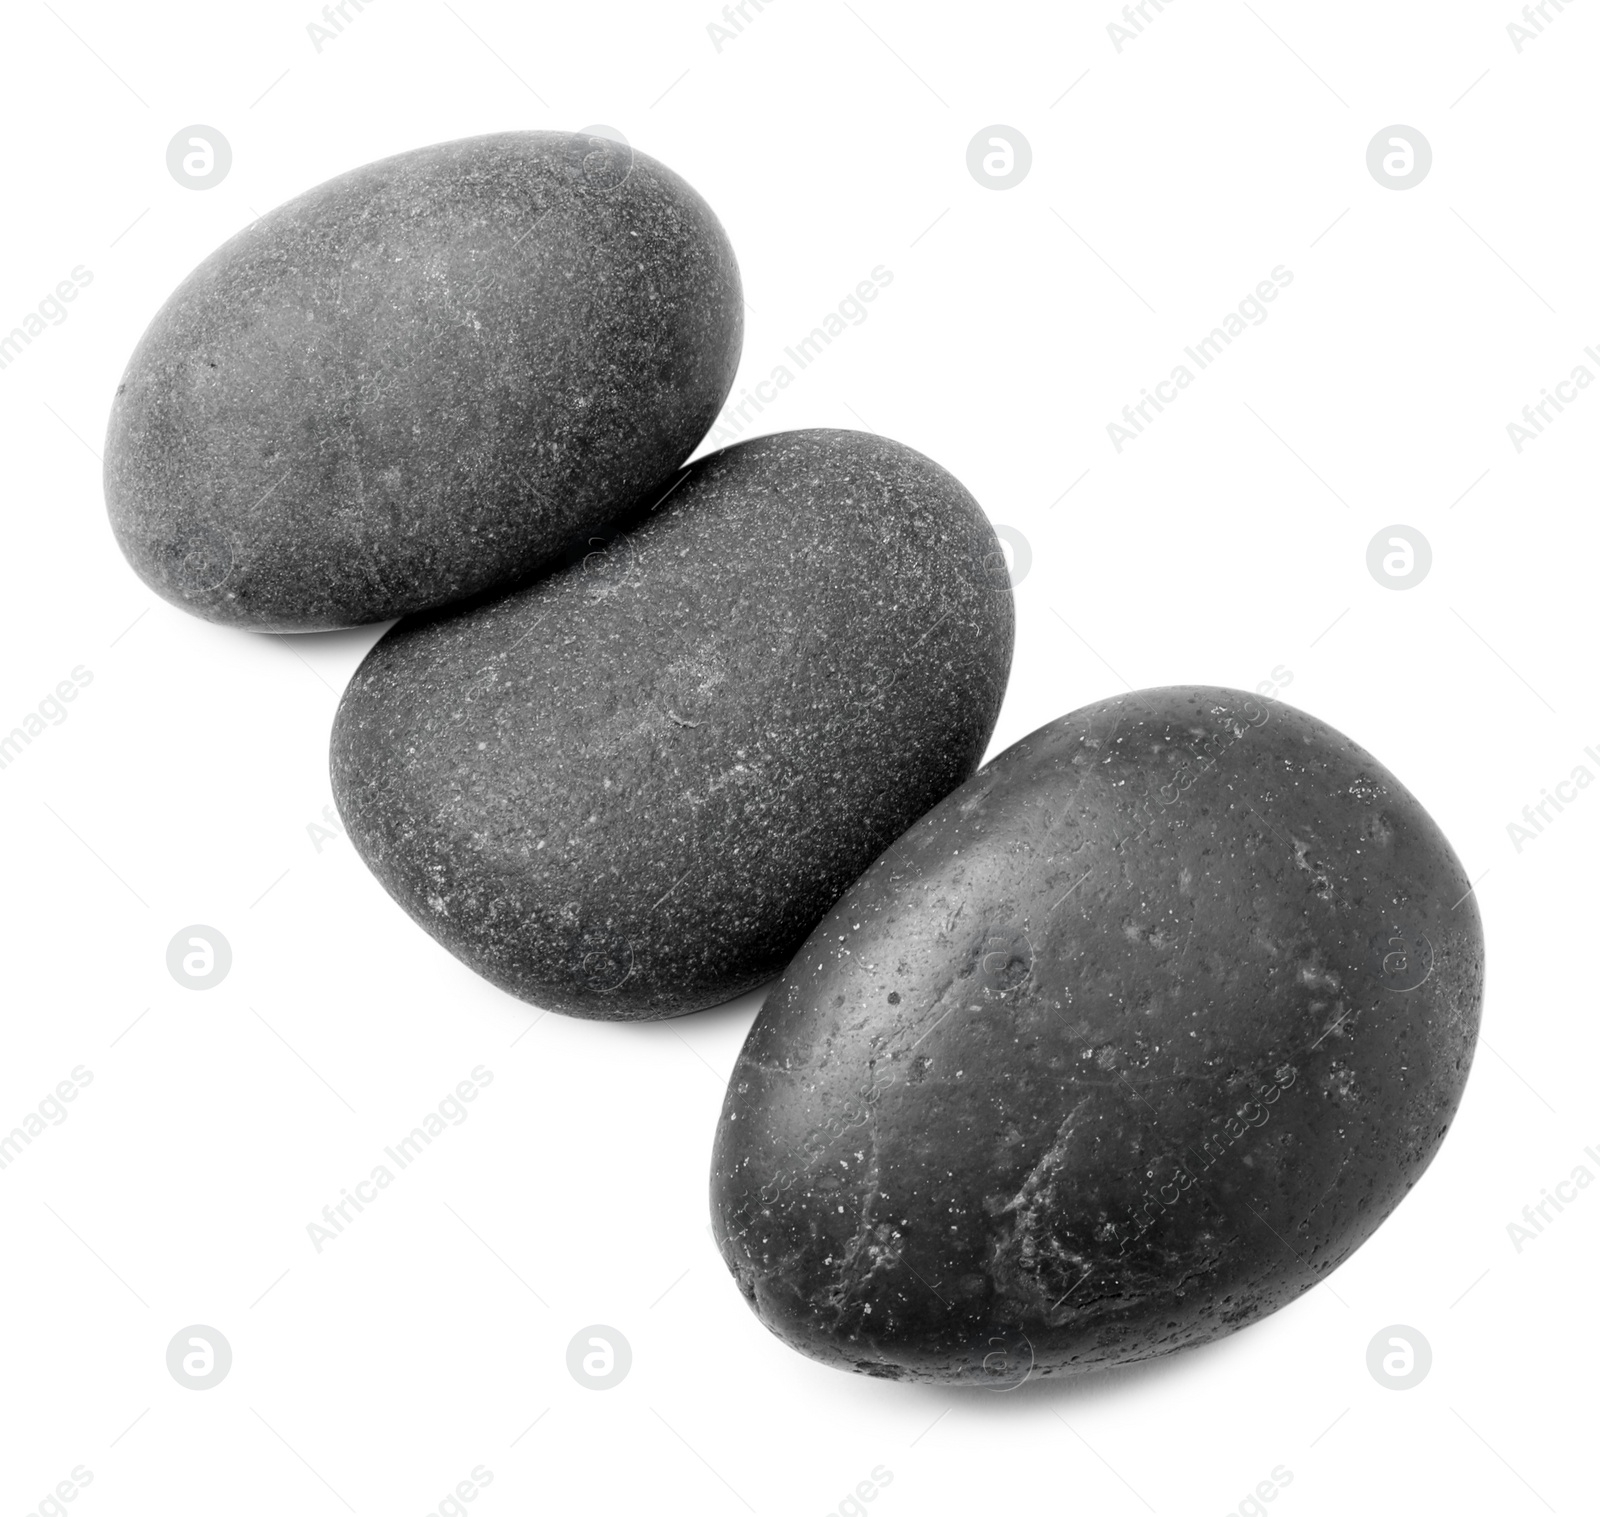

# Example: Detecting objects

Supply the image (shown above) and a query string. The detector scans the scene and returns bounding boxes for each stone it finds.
[711,686,1484,1383]
[104,130,743,630]
[329,428,1015,1018]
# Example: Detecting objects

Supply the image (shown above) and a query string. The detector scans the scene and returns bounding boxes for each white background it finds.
[1,2,1595,1514]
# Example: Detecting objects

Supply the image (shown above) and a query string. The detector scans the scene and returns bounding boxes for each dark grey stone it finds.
[105,130,743,631]
[330,428,1015,1019]
[711,687,1484,1384]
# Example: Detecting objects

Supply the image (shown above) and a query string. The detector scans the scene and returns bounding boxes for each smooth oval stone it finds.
[711,687,1484,1383]
[330,428,1014,1019]
[105,130,742,630]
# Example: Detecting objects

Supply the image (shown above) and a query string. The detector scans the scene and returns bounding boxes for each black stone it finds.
[105,130,742,631]
[711,687,1484,1383]
[330,428,1015,1019]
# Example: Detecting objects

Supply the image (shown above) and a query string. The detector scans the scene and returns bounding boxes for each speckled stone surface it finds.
[105,130,743,631]
[330,428,1015,1019]
[711,687,1485,1384]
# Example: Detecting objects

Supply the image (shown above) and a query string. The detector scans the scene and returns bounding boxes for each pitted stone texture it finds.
[330,428,1015,1019]
[105,130,743,630]
[711,688,1484,1384]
